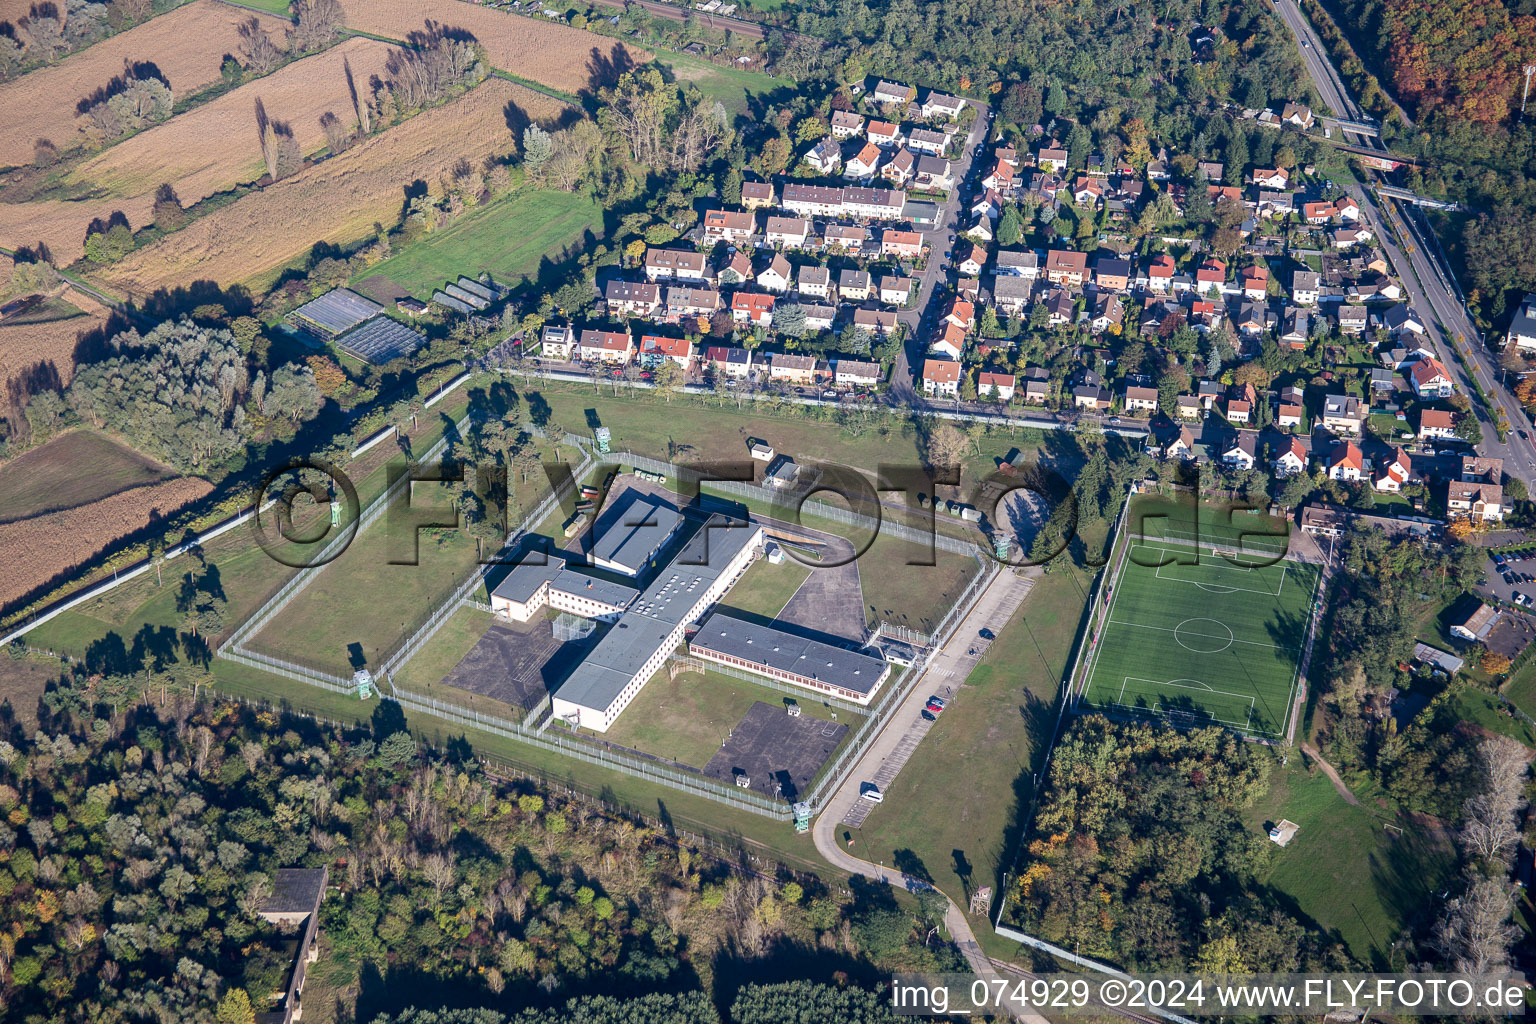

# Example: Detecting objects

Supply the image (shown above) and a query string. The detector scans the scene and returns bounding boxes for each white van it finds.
[861,785,883,803]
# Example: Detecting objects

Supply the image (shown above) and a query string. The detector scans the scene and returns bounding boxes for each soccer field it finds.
[1080,544,1320,737]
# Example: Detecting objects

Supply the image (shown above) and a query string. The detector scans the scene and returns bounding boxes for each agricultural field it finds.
[0,430,178,523]
[1,38,404,266]
[101,78,568,293]
[0,475,212,612]
[0,0,290,168]
[0,302,108,394]
[652,48,781,112]
[337,0,652,95]
[353,191,603,303]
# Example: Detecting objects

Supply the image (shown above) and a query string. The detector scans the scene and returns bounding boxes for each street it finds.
[1272,0,1536,484]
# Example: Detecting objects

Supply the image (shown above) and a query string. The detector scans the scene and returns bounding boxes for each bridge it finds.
[1373,184,1461,211]
[1321,116,1380,138]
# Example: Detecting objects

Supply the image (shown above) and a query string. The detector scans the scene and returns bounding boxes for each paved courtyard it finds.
[702,700,849,801]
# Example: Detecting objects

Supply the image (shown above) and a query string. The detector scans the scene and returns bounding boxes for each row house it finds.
[765,215,811,249]
[769,352,818,385]
[834,358,883,389]
[665,286,721,320]
[842,185,907,220]
[881,228,923,259]
[731,292,776,328]
[781,183,845,218]
[704,345,754,378]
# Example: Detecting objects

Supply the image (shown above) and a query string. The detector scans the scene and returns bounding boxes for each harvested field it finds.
[0,0,290,168]
[103,78,569,293]
[0,474,212,611]
[337,0,651,95]
[0,430,176,524]
[0,307,108,391]
[0,38,404,263]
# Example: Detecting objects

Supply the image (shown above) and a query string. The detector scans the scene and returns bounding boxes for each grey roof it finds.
[337,316,428,364]
[261,868,327,916]
[1512,296,1536,338]
[289,288,383,337]
[555,516,761,712]
[591,493,682,573]
[491,560,637,608]
[690,611,887,696]
[1413,642,1464,674]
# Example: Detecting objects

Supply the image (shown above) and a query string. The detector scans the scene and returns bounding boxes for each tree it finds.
[923,422,966,472]
[256,98,279,180]
[238,17,282,74]
[522,124,553,171]
[320,111,352,154]
[1458,737,1528,863]
[771,302,807,339]
[215,989,256,1024]
[1434,875,1518,975]
[997,205,1025,247]
[289,0,343,53]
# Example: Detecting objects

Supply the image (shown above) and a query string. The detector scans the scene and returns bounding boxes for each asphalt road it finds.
[890,102,996,403]
[1273,0,1536,485]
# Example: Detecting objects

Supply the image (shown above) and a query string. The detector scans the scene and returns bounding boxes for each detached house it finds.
[1037,146,1068,173]
[1250,167,1290,189]
[830,110,865,139]
[1321,394,1364,434]
[805,138,842,174]
[1325,440,1363,482]
[638,335,693,370]
[1374,448,1411,492]
[1273,435,1309,477]
[740,181,775,210]
[838,269,872,301]
[1221,432,1257,470]
[765,216,811,249]
[921,358,961,397]
[731,292,776,327]
[645,248,713,284]
[1123,385,1158,414]
[1292,270,1320,306]
[872,80,915,106]
[605,280,661,317]
[1045,249,1089,288]
[1447,481,1504,522]
[703,209,755,244]
[846,143,882,179]
[866,120,902,148]
[1417,408,1457,441]
[1240,264,1269,301]
[977,371,1016,401]
[756,254,793,293]
[1409,356,1455,399]
[577,329,633,364]
[769,352,817,385]
[921,90,966,120]
[881,229,923,260]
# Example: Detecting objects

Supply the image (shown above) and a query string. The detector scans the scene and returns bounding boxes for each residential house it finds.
[1321,394,1364,434]
[705,345,754,379]
[1277,400,1304,428]
[872,80,915,106]
[830,110,865,139]
[1221,432,1257,470]
[834,358,882,389]
[944,298,976,333]
[578,329,633,364]
[840,186,906,220]
[879,276,912,305]
[1123,385,1158,414]
[880,147,916,186]
[1383,305,1425,338]
[665,286,721,320]
[955,243,985,276]
[1043,288,1075,327]
[638,335,692,370]
[1281,102,1315,129]
[1335,304,1368,335]
[1273,435,1309,477]
[1145,254,1176,292]
[1326,440,1363,481]
[915,154,954,190]
[978,371,1016,401]
[1197,160,1225,181]
[1409,356,1455,399]
[1280,307,1310,349]
[1234,301,1269,337]
[1417,408,1457,441]
[1241,264,1269,301]
[1447,481,1505,522]
[1462,456,1502,484]
[921,357,961,397]
[823,224,869,251]
[756,254,793,293]
[996,250,1040,279]
[1089,293,1124,332]
[928,321,966,360]
[805,138,842,174]
[1251,167,1290,189]
[731,292,776,327]
[645,248,712,284]
[803,304,836,331]
[839,269,872,301]
[1074,382,1113,409]
[1175,394,1202,420]
[797,265,831,300]
[1022,367,1051,405]
[981,160,1016,191]
[781,184,845,218]
[770,352,817,385]
[1195,257,1227,295]
[921,90,965,120]
[1072,176,1104,207]
[1507,293,1536,351]
[1256,191,1295,219]
[703,209,755,244]
[846,143,882,179]
[1037,146,1068,173]
[1334,197,1361,222]
[1226,397,1252,423]
[881,228,924,260]
[1374,447,1411,492]
[866,120,902,148]
[1331,227,1374,249]
[740,182,775,210]
[539,323,574,361]
[719,252,753,286]
[1095,256,1131,292]
[1045,249,1089,288]
[907,128,948,155]
[853,307,899,336]
[991,275,1033,316]
[765,216,811,249]
[605,280,661,317]
[1292,270,1320,306]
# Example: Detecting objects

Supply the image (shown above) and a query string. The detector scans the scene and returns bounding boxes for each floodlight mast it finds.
[1523,65,1536,120]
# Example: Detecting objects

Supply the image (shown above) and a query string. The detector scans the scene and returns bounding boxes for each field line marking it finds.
[1121,675,1256,705]
[1105,618,1297,650]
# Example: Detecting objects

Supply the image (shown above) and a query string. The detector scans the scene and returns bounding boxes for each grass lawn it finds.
[0,653,63,728]
[651,49,782,111]
[851,565,1085,928]
[390,603,493,693]
[602,666,857,768]
[1502,661,1536,721]
[248,482,484,675]
[0,430,176,523]
[1248,758,1457,967]
[237,0,291,11]
[356,191,603,302]
[718,554,812,618]
[859,530,980,634]
[1446,685,1536,747]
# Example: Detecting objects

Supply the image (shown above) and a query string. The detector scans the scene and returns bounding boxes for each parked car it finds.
[860,784,884,803]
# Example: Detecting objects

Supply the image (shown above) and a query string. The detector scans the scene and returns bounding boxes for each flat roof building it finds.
[589,493,684,576]
[551,516,765,732]
[688,612,890,704]
[490,561,637,623]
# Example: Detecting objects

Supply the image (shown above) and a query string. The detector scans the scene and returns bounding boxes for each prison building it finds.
[551,517,764,732]
[687,612,890,705]
[589,492,685,576]
[489,562,637,623]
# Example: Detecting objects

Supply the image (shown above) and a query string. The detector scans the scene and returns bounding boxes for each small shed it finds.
[750,440,775,461]
[1268,819,1300,847]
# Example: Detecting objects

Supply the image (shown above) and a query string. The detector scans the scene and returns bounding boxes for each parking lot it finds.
[1482,549,1536,607]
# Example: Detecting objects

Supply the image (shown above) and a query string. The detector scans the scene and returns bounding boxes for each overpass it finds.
[1373,183,1460,211]
[1321,115,1379,137]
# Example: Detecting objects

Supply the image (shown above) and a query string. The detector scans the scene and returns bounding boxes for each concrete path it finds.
[1302,742,1361,805]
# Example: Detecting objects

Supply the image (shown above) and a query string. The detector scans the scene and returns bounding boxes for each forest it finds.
[1007,716,1351,972]
[0,685,957,1024]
